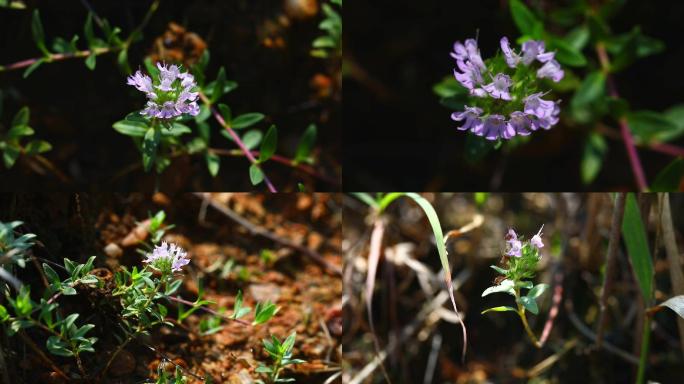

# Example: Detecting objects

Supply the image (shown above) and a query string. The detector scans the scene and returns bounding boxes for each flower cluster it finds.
[127,63,200,120]
[505,225,544,257]
[143,241,190,273]
[450,37,563,141]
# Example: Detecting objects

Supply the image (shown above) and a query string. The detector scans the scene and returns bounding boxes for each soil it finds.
[0,192,342,383]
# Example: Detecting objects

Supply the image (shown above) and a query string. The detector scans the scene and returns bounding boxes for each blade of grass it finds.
[621,193,654,384]
[404,193,467,362]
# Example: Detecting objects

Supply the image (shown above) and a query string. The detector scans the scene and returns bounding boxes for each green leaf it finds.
[242,130,263,150]
[564,25,590,51]
[627,110,678,144]
[581,132,607,185]
[482,279,516,297]
[481,306,516,315]
[31,10,50,56]
[549,36,587,67]
[294,124,317,164]
[2,145,20,168]
[117,49,130,74]
[519,296,539,314]
[572,71,605,106]
[282,331,296,354]
[22,58,45,78]
[249,164,264,185]
[432,76,468,99]
[231,113,265,130]
[651,158,684,192]
[570,71,606,123]
[212,67,227,103]
[607,26,665,72]
[509,0,542,38]
[527,283,549,299]
[658,104,684,142]
[61,286,77,295]
[83,12,96,48]
[113,120,148,137]
[253,301,278,325]
[162,123,192,137]
[43,263,60,285]
[217,103,232,123]
[142,127,160,172]
[621,193,653,301]
[206,152,220,177]
[85,53,96,70]
[7,125,34,139]
[46,336,73,357]
[25,140,51,154]
[258,125,277,162]
[11,106,29,127]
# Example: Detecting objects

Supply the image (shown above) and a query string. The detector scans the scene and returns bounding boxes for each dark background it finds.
[0,0,341,191]
[343,0,684,191]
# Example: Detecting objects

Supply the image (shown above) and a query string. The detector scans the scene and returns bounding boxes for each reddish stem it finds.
[596,44,648,191]
[200,93,277,192]
[209,148,339,186]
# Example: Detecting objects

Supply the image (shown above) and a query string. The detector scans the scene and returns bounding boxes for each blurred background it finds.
[343,193,684,383]
[343,0,684,191]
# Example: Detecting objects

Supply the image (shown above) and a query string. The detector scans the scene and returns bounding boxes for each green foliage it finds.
[256,332,305,383]
[0,220,36,268]
[627,110,679,144]
[581,132,607,185]
[311,0,342,58]
[0,105,52,169]
[156,365,187,384]
[294,124,317,165]
[621,193,653,301]
[509,0,543,39]
[651,158,684,192]
[2,257,99,362]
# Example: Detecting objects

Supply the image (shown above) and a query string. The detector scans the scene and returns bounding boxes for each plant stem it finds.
[0,47,114,72]
[595,43,648,191]
[207,148,338,186]
[515,289,541,348]
[198,92,278,192]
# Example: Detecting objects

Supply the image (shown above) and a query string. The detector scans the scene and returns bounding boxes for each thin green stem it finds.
[515,289,541,348]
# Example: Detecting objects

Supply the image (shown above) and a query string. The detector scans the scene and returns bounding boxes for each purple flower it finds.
[530,225,544,249]
[127,62,200,120]
[451,39,486,71]
[453,61,483,90]
[500,37,521,68]
[451,106,484,132]
[521,40,556,65]
[507,111,532,137]
[531,104,560,130]
[481,115,506,141]
[144,241,190,273]
[127,71,154,94]
[524,93,556,119]
[536,59,564,82]
[505,229,522,257]
[483,73,512,100]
